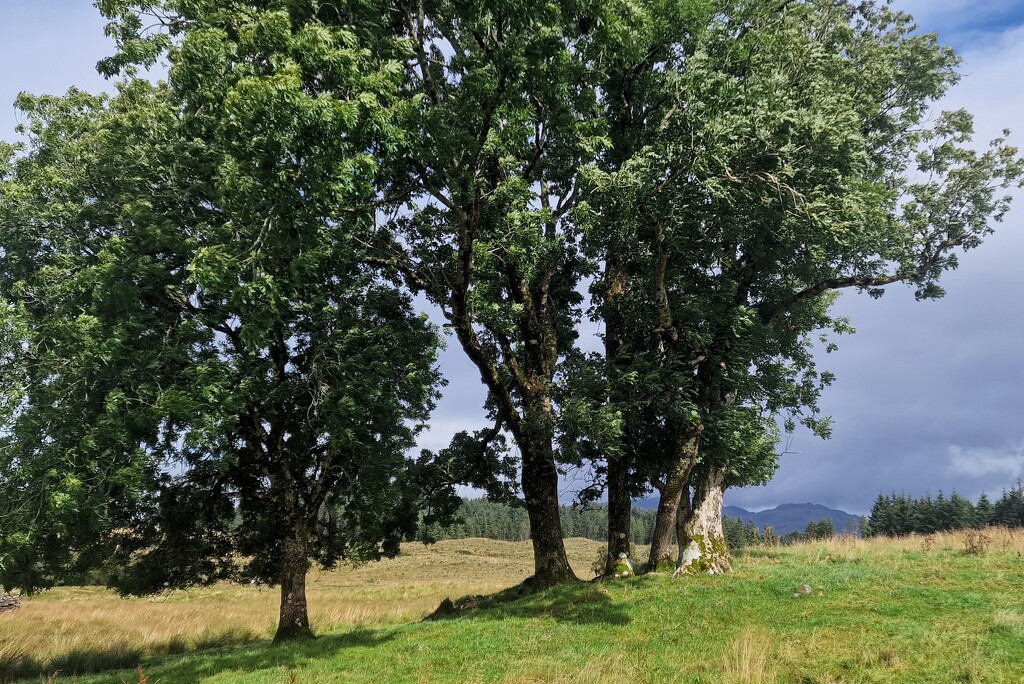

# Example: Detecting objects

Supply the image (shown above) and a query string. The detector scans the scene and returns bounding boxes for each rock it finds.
[0,594,20,613]
[614,552,634,578]
[791,592,801,599]
[798,584,812,594]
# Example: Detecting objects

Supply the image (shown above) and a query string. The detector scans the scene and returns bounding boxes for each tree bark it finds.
[519,399,576,587]
[602,258,632,577]
[521,441,575,586]
[675,481,693,551]
[604,452,633,575]
[675,465,731,576]
[646,427,700,573]
[273,525,314,642]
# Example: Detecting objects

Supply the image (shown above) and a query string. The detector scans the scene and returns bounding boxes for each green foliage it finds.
[3,0,1023,601]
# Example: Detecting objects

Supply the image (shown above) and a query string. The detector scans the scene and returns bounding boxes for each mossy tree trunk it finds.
[675,465,731,576]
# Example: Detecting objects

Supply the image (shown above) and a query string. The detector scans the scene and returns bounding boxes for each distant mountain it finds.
[724,503,864,536]
[631,499,863,535]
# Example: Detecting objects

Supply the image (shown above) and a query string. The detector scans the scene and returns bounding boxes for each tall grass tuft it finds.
[721,628,778,684]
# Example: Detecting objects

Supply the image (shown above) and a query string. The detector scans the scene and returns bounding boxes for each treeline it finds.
[865,482,1024,536]
[422,499,659,545]
[723,517,842,551]
[426,499,845,551]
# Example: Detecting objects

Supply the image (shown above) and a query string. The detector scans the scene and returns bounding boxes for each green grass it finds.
[7,530,1024,683]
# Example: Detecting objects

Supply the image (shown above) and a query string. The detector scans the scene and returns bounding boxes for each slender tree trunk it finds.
[604,452,633,575]
[647,427,700,572]
[603,260,632,576]
[675,482,693,551]
[274,525,314,642]
[675,465,731,576]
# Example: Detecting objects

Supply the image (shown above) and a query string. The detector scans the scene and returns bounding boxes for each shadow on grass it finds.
[135,628,397,683]
[1,628,395,683]
[426,578,631,626]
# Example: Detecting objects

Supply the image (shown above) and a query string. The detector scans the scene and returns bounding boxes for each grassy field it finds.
[2,529,1024,683]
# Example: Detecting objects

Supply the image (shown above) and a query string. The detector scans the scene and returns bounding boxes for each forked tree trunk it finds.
[647,427,700,573]
[675,465,731,576]
[274,525,314,642]
[604,452,633,575]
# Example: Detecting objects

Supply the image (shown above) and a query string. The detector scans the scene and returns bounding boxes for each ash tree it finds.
[368,0,614,585]
[587,0,1022,574]
[1,3,446,641]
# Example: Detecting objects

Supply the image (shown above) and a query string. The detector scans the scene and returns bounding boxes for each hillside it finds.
[632,499,865,535]
[3,531,1024,683]
[724,502,864,535]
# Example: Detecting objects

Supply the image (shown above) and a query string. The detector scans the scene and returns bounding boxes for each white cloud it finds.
[948,443,1024,478]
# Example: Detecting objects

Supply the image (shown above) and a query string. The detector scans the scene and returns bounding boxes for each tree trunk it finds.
[646,427,700,573]
[602,255,632,577]
[604,452,633,575]
[675,465,731,576]
[675,482,693,551]
[273,525,314,642]
[519,400,576,586]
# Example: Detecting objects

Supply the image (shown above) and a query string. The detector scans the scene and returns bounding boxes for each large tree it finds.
[368,0,616,585]
[0,4,444,640]
[589,0,1022,574]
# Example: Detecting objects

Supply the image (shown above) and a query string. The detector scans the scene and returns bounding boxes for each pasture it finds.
[2,530,1024,683]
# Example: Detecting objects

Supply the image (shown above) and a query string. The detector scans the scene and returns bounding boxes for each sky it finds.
[1,1,1022,515]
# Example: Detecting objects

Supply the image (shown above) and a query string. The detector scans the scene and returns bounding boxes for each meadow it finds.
[2,529,1023,683]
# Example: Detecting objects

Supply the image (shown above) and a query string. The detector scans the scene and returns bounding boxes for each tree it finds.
[974,493,994,528]
[368,0,621,586]
[590,0,1022,574]
[993,481,1024,528]
[1,6,445,642]
[805,519,836,540]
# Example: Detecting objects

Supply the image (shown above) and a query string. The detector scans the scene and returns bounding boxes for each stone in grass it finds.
[799,584,813,594]
[613,553,635,578]
[0,594,20,613]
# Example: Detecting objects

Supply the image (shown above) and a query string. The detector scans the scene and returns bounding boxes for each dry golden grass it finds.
[720,628,778,684]
[0,538,604,681]
[766,525,1024,562]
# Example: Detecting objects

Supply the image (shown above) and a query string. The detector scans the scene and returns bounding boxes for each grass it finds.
[2,530,1024,683]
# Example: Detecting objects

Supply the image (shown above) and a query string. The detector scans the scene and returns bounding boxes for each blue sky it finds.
[2,1,1023,515]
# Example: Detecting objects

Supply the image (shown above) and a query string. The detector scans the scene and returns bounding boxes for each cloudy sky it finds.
[2,1,1022,515]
